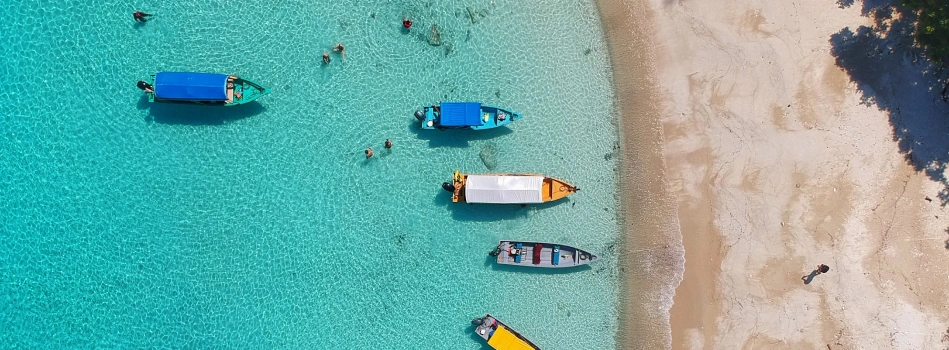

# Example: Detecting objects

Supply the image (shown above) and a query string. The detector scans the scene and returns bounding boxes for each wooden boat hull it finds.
[448,171,578,203]
[472,314,540,350]
[147,74,270,106]
[491,241,597,268]
[543,176,575,202]
[419,103,522,130]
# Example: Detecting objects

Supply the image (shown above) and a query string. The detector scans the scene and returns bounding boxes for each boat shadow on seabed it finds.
[466,330,494,350]
[482,254,593,274]
[432,187,571,222]
[406,117,513,148]
[138,95,267,125]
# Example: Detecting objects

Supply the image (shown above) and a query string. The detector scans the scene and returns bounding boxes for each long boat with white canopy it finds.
[442,170,578,204]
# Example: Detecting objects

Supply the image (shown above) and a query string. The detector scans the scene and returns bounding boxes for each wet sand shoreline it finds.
[593,0,685,348]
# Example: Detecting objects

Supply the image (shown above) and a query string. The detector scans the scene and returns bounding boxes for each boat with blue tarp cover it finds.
[144,72,270,106]
[490,240,597,268]
[414,102,522,130]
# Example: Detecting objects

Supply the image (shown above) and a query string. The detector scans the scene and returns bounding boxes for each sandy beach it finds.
[601,0,949,348]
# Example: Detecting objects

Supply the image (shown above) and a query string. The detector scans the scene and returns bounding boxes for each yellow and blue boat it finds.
[145,72,270,106]
[415,102,521,130]
[471,314,540,350]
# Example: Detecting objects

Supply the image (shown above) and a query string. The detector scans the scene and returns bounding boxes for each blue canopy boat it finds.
[414,102,522,130]
[145,72,270,106]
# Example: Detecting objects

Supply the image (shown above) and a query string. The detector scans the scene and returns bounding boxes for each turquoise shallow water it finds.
[0,0,620,348]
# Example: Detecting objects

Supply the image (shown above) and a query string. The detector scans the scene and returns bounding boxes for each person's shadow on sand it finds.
[801,270,819,284]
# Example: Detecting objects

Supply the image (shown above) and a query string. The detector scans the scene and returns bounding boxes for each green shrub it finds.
[905,0,949,63]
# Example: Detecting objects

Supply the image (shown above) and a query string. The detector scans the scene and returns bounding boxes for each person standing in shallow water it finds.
[365,146,373,158]
[384,139,392,149]
[322,52,331,64]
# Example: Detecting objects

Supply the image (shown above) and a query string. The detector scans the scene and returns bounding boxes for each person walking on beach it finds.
[816,264,830,274]
[333,42,346,62]
[322,52,331,64]
[133,11,153,22]
[384,139,392,149]
[365,146,373,158]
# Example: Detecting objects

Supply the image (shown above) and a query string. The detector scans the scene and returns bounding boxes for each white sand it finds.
[636,0,949,348]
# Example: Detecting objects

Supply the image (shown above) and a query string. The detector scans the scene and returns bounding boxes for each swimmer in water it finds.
[136,80,153,93]
[333,42,346,62]
[134,11,153,22]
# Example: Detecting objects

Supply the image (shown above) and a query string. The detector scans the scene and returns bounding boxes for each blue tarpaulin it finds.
[154,72,228,101]
[439,102,482,127]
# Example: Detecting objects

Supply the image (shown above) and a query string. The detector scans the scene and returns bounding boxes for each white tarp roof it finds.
[464,175,544,203]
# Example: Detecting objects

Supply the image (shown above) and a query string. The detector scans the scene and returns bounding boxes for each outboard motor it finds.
[414,109,425,120]
[471,317,484,326]
[442,182,455,192]
[489,246,502,257]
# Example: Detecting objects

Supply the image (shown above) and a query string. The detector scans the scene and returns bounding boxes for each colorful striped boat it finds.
[490,240,597,268]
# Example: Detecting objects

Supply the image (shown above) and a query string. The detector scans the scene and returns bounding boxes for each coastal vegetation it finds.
[831,0,949,204]
[905,0,949,64]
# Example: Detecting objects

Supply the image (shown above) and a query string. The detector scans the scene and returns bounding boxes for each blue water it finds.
[0,0,620,348]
